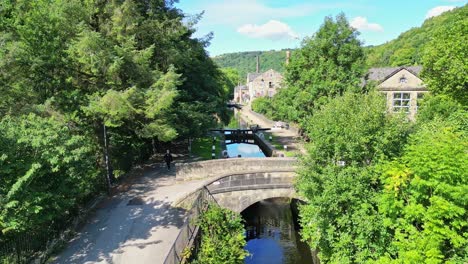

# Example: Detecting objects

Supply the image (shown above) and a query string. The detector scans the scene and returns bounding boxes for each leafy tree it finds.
[422,7,468,105]
[192,204,248,264]
[297,92,413,263]
[0,113,100,234]
[378,118,468,263]
[0,0,229,258]
[251,97,274,117]
[274,13,365,124]
[220,67,240,99]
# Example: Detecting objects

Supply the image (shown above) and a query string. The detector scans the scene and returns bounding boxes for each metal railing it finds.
[0,229,59,264]
[163,187,218,264]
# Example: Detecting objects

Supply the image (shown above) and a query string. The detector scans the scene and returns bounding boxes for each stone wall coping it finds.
[175,157,298,181]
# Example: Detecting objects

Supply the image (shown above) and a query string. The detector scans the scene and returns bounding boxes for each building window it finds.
[393,93,411,113]
[269,82,273,88]
[399,76,407,83]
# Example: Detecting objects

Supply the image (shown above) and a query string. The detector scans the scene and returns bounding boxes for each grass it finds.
[191,137,220,160]
[265,132,298,157]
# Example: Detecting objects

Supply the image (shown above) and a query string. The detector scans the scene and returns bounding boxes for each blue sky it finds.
[174,0,466,56]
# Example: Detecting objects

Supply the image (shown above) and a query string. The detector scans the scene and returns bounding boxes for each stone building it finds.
[246,55,284,100]
[367,66,428,119]
[233,85,249,103]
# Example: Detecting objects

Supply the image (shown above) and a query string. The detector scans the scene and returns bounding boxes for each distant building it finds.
[245,55,284,101]
[233,85,249,103]
[366,66,428,119]
[247,69,284,99]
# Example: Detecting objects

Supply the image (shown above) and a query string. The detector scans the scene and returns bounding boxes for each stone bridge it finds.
[175,157,302,212]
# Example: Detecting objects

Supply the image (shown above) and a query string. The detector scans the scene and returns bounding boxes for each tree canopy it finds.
[252,13,365,124]
[0,0,230,260]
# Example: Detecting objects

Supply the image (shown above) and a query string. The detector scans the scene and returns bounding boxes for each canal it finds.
[224,110,313,263]
[242,198,314,264]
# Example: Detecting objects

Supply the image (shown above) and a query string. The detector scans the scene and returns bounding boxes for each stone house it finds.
[244,55,285,101]
[367,66,428,119]
[246,69,284,100]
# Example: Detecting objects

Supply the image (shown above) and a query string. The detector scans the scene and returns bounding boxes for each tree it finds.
[276,13,365,124]
[0,113,100,235]
[296,92,413,263]
[0,0,228,258]
[422,7,468,105]
[378,118,468,263]
[220,68,240,99]
[193,204,248,264]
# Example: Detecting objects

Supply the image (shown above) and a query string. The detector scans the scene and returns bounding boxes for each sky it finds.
[174,0,467,56]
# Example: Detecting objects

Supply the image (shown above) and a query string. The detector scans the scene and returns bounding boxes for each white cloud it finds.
[237,20,299,40]
[350,16,383,32]
[198,0,343,26]
[426,6,456,18]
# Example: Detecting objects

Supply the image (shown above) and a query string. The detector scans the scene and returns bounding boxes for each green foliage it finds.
[191,138,215,160]
[220,68,240,98]
[272,13,365,124]
[422,7,468,105]
[378,118,468,263]
[366,5,466,67]
[302,92,412,166]
[0,0,229,258]
[417,95,466,128]
[297,91,413,263]
[213,50,287,79]
[251,97,275,118]
[0,114,100,234]
[192,204,248,264]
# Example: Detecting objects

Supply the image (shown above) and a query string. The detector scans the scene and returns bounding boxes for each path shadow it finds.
[51,166,188,264]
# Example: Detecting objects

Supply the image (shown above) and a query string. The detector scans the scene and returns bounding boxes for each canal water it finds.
[242,198,314,264]
[226,142,265,158]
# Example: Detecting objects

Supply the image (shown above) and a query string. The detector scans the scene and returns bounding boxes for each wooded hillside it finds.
[366,4,467,67]
[212,50,288,79]
[213,5,467,78]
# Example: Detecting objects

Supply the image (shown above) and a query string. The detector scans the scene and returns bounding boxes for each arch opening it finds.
[241,197,316,264]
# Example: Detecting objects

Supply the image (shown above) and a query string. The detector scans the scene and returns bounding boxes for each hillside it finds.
[212,50,288,79]
[213,5,466,76]
[366,5,467,67]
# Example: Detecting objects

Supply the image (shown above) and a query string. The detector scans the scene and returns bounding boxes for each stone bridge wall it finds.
[213,188,299,213]
[205,171,299,212]
[175,157,297,181]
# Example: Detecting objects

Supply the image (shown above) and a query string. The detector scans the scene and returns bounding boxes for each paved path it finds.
[52,164,207,264]
[52,109,304,264]
[239,105,305,154]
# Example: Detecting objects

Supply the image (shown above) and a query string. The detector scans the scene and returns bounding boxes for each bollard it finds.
[269,135,272,141]
[212,145,215,151]
[212,153,216,159]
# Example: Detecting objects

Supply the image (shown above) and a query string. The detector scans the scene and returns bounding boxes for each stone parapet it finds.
[174,157,297,181]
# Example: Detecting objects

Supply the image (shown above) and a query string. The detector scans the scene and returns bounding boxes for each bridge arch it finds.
[173,158,304,213]
[214,188,303,213]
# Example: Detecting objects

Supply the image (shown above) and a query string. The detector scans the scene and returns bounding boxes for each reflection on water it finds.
[242,199,314,264]
[226,143,265,158]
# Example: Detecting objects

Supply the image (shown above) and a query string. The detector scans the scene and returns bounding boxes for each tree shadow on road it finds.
[50,166,188,264]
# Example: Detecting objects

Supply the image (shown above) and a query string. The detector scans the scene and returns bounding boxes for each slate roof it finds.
[367,66,422,82]
[247,73,261,83]
[234,85,248,93]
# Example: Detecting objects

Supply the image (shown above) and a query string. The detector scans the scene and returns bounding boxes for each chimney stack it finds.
[286,50,291,65]
[256,55,260,73]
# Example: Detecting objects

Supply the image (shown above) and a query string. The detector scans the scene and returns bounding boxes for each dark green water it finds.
[242,198,315,264]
